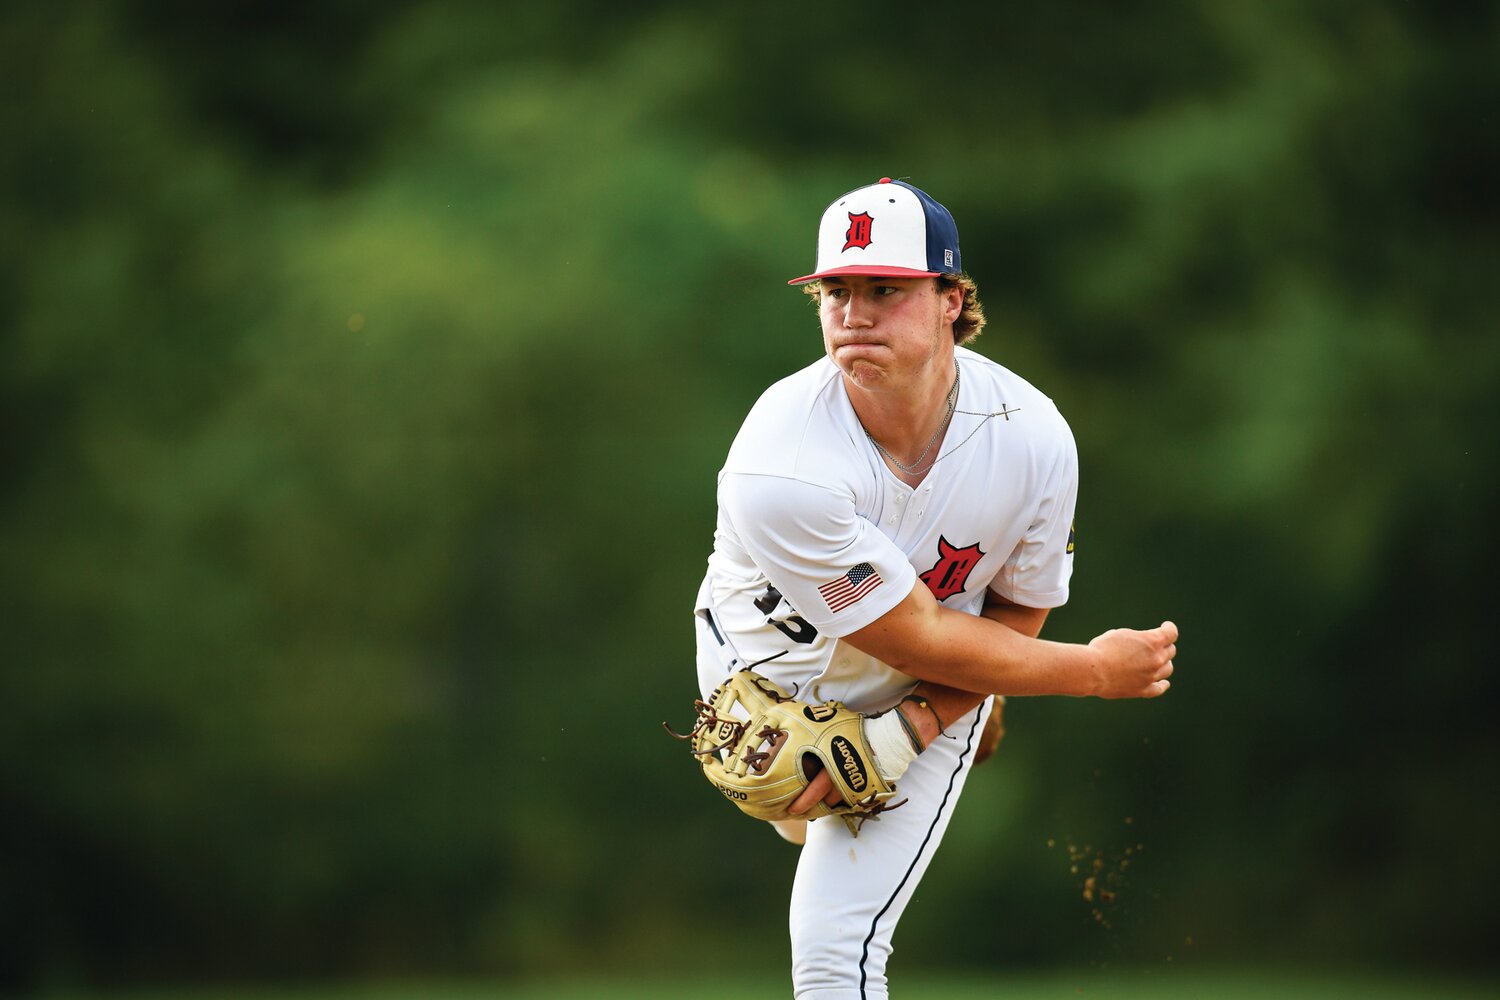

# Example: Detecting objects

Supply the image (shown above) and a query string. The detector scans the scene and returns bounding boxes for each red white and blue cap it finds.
[788,177,962,285]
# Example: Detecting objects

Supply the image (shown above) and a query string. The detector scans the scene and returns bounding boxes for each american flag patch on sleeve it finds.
[817,562,884,614]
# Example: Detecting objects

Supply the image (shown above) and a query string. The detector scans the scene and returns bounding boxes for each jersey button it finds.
[895,493,906,504]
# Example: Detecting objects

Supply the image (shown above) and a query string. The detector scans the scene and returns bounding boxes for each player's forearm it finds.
[903,616,1098,697]
[850,586,1100,698]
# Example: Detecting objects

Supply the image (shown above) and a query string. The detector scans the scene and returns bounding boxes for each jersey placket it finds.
[881,483,910,533]
[880,475,937,545]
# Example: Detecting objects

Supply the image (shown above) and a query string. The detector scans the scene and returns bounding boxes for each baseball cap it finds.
[787,177,961,285]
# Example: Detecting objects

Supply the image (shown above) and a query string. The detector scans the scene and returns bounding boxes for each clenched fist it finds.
[1087,621,1178,699]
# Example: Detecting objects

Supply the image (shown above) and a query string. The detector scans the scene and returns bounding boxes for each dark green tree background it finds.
[3,0,1496,990]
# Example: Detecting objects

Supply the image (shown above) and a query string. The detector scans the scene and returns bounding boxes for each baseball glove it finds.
[974,695,1007,765]
[664,670,902,836]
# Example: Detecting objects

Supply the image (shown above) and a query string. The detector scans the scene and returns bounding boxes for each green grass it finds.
[38,968,1500,1000]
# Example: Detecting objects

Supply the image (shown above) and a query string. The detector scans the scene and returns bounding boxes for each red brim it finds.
[787,264,942,286]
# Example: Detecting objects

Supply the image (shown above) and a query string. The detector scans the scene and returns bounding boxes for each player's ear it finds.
[938,278,963,324]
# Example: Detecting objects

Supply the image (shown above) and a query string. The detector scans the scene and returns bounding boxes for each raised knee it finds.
[772,818,808,845]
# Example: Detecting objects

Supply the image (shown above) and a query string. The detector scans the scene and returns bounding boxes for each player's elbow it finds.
[843,585,950,674]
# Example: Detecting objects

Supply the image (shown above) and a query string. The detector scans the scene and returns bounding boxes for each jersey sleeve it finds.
[996,421,1079,609]
[718,471,917,638]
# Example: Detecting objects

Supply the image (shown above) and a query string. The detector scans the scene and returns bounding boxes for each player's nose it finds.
[843,292,875,328]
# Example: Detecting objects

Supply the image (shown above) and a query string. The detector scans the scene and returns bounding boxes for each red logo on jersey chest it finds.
[843,211,874,251]
[919,536,985,602]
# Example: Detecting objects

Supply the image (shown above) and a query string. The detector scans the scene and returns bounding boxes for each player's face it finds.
[819,276,961,393]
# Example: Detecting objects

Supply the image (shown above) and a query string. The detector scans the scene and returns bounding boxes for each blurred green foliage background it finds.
[3,0,1497,993]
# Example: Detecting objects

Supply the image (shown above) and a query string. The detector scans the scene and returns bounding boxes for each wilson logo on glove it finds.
[804,704,837,723]
[832,736,868,792]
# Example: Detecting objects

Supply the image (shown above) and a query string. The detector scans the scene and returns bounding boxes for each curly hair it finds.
[802,274,987,346]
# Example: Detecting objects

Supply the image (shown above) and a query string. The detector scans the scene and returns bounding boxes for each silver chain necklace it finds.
[865,361,960,475]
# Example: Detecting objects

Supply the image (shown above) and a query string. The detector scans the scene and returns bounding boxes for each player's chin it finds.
[834,353,891,386]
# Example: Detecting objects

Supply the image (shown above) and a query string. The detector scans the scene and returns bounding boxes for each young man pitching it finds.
[682,177,1178,998]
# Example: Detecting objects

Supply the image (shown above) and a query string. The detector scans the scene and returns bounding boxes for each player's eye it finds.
[875,285,899,296]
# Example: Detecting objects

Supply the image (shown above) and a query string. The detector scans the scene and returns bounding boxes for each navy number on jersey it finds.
[754,584,819,644]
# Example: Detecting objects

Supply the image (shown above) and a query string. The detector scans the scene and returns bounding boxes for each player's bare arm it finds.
[796,588,1175,811]
[792,589,1173,815]
[850,579,1176,701]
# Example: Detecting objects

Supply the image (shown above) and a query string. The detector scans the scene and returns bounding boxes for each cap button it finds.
[879,177,892,183]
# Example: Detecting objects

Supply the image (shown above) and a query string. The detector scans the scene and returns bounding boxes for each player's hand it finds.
[789,764,842,815]
[788,693,943,815]
[1087,620,1178,699]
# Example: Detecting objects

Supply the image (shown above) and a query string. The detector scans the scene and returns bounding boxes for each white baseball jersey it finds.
[695,344,1077,711]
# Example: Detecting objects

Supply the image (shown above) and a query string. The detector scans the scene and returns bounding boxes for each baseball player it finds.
[690,177,1178,998]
